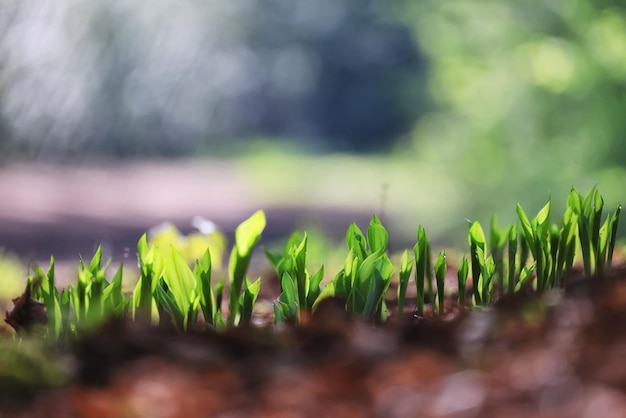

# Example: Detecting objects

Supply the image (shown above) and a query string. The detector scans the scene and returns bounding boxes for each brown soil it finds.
[4,266,626,418]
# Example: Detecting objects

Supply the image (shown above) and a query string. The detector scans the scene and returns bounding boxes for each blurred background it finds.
[0,0,625,290]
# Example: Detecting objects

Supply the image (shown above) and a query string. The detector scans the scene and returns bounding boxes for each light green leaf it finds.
[155,281,185,330]
[306,266,325,310]
[240,277,261,324]
[194,248,216,326]
[534,199,551,228]
[235,210,266,257]
[163,246,197,315]
[367,215,389,253]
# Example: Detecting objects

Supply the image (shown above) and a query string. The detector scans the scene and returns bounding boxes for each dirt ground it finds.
[4,267,626,417]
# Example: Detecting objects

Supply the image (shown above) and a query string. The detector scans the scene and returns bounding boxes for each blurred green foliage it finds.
[366,0,625,241]
[0,252,27,301]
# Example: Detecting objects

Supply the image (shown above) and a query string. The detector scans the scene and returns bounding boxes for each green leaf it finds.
[469,221,487,248]
[346,223,367,260]
[278,272,300,321]
[280,272,298,314]
[227,247,250,325]
[194,248,216,327]
[397,250,412,323]
[457,255,468,306]
[228,211,266,326]
[468,221,486,306]
[591,192,604,270]
[239,277,261,325]
[367,215,389,253]
[235,210,266,257]
[103,263,125,314]
[413,228,428,316]
[284,231,304,253]
[163,246,197,317]
[43,256,56,299]
[608,205,622,269]
[273,302,285,324]
[291,233,308,308]
[353,250,383,312]
[213,310,226,331]
[361,255,393,320]
[137,233,151,266]
[306,266,325,310]
[434,251,446,316]
[567,188,582,214]
[312,271,346,311]
[89,245,103,275]
[534,199,551,228]
[477,249,495,305]
[490,215,506,295]
[362,269,387,320]
[155,281,185,331]
[516,204,535,257]
[59,287,72,338]
[507,224,518,294]
[515,264,536,292]
[215,282,224,312]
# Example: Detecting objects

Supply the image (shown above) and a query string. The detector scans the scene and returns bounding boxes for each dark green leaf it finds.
[457,255,468,305]
[397,250,412,322]
[434,251,446,316]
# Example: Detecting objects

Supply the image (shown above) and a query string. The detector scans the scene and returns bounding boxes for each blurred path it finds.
[0,161,372,265]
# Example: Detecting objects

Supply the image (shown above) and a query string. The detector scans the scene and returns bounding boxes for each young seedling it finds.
[507,224,518,294]
[489,216,507,295]
[396,250,413,323]
[468,221,486,306]
[133,234,161,324]
[266,232,324,323]
[457,255,469,306]
[8,186,622,343]
[194,248,226,330]
[516,199,551,292]
[154,246,201,331]
[413,225,432,317]
[434,251,446,316]
[227,210,266,326]
[314,215,393,322]
[30,257,62,339]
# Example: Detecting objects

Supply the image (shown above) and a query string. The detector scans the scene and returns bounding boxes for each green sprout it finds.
[314,215,394,322]
[413,225,432,317]
[6,187,621,344]
[457,255,469,306]
[396,250,413,323]
[489,216,507,294]
[507,224,518,294]
[434,251,446,316]
[468,221,487,306]
[516,199,552,292]
[266,232,324,324]
[227,210,266,326]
